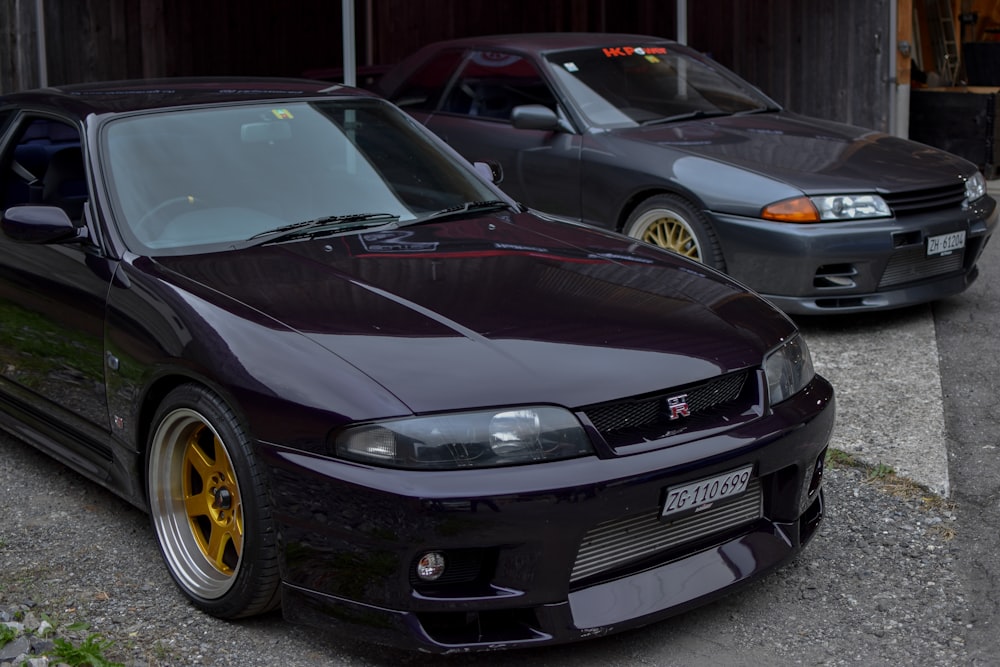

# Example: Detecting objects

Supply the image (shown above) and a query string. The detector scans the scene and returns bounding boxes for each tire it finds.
[146,384,280,618]
[624,194,726,271]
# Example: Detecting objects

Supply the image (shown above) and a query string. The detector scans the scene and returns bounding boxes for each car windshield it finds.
[102,98,499,255]
[543,44,776,128]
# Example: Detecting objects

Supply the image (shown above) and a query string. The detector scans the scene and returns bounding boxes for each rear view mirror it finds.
[473,161,504,184]
[241,122,292,143]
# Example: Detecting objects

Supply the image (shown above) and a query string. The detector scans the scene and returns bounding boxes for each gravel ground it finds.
[0,430,970,667]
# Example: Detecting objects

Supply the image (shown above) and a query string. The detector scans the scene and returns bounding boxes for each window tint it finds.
[442,51,557,121]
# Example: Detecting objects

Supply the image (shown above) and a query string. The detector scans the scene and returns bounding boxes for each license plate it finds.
[926,230,966,256]
[661,465,753,519]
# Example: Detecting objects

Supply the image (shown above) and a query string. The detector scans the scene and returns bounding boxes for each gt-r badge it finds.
[667,394,691,420]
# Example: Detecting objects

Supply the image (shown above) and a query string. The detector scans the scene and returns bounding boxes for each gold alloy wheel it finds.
[148,407,244,600]
[634,209,702,260]
[182,424,243,575]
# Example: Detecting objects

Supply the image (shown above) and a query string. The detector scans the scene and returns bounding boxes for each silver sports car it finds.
[376,33,997,314]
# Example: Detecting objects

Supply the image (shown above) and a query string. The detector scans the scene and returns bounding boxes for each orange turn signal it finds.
[761,197,821,223]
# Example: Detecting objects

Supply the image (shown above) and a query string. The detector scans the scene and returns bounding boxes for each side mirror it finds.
[511,104,562,131]
[1,205,87,244]
[473,160,504,185]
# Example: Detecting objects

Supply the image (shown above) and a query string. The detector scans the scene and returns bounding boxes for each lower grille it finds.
[571,478,762,582]
[878,246,964,288]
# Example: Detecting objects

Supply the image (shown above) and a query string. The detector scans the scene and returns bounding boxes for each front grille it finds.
[882,183,966,216]
[571,478,762,582]
[582,371,751,444]
[878,245,965,288]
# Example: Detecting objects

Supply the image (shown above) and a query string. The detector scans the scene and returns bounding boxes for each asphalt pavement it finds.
[932,185,1000,664]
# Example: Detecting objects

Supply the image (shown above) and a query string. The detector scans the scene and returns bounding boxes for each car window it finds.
[391,49,466,111]
[0,116,88,224]
[0,110,15,138]
[101,98,499,255]
[441,51,558,121]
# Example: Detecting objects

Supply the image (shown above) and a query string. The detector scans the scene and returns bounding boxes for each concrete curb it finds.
[800,306,949,495]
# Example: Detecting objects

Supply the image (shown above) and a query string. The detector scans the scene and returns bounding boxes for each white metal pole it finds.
[365,0,374,68]
[35,0,48,87]
[676,0,688,45]
[342,0,356,87]
[889,0,899,136]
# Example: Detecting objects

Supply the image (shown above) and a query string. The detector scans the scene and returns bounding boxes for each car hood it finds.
[153,213,793,414]
[614,111,973,193]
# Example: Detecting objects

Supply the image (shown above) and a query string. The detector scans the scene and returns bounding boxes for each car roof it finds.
[0,77,377,119]
[415,32,676,55]
[376,33,680,95]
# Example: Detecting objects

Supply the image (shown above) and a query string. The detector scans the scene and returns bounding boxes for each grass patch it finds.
[825,447,858,467]
[0,623,18,648]
[866,461,894,481]
[825,447,956,516]
[49,633,124,667]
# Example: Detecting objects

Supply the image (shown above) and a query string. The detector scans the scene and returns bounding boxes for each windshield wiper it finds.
[408,200,512,224]
[244,212,400,246]
[641,109,730,126]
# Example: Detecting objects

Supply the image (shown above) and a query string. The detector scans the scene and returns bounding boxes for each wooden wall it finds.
[694,0,894,130]
[0,0,40,91]
[1,0,893,133]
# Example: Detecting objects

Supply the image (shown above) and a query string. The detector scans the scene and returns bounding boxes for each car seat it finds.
[41,147,88,222]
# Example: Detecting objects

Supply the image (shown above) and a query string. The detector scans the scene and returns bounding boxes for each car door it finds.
[421,50,584,220]
[0,113,113,478]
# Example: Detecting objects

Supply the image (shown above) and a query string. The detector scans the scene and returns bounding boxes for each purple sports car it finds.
[0,79,833,652]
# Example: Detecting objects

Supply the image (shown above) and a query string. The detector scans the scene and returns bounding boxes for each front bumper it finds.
[259,375,834,652]
[710,195,997,315]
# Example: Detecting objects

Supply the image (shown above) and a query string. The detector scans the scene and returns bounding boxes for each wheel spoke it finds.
[645,217,700,260]
[206,519,239,572]
[182,432,215,478]
[183,491,207,518]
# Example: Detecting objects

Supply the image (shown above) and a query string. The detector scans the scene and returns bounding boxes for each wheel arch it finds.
[616,186,712,234]
[134,370,250,506]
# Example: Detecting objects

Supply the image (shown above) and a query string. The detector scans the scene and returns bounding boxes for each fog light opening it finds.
[813,264,857,289]
[416,552,446,581]
[808,450,825,495]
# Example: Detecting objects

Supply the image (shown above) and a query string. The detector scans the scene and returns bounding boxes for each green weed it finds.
[48,633,124,667]
[0,623,17,648]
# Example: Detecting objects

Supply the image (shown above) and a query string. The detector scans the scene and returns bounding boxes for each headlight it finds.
[763,333,815,405]
[334,406,594,469]
[761,194,890,222]
[811,194,890,220]
[965,171,986,202]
